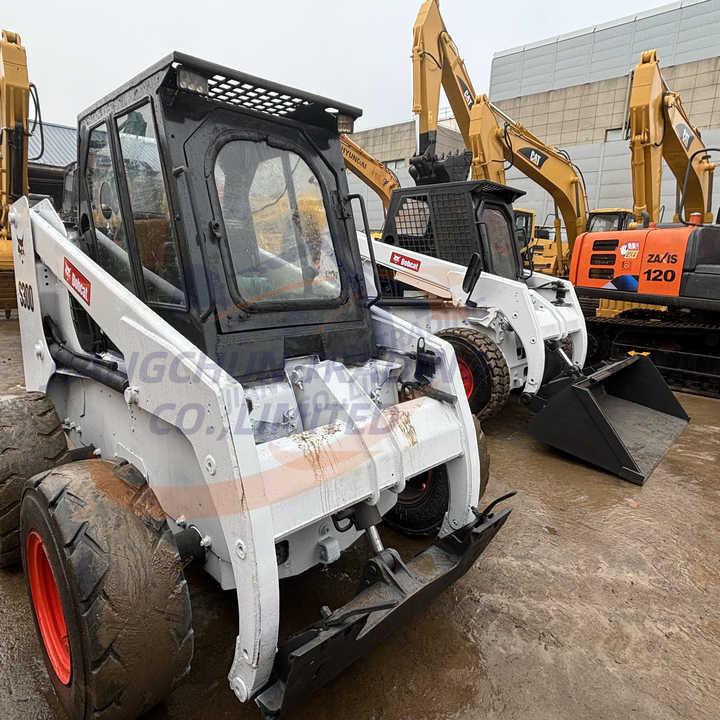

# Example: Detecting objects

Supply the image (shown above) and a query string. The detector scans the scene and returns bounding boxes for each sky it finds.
[5,0,666,130]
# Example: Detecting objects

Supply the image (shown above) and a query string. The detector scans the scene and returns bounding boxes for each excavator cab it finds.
[514,207,535,251]
[587,209,635,233]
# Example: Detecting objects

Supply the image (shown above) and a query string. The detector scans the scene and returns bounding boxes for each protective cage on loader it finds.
[369,179,688,483]
[5,53,512,718]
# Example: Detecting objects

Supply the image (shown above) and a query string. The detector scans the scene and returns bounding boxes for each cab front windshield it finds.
[588,212,622,233]
[214,140,341,306]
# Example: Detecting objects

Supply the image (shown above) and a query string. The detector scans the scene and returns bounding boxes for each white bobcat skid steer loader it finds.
[3,54,512,719]
[360,180,688,484]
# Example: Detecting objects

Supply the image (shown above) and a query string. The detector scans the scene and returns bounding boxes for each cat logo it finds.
[519,147,548,169]
[675,122,695,151]
[457,77,474,109]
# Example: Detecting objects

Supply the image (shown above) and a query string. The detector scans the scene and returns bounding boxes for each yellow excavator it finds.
[410,0,633,274]
[628,49,714,225]
[0,30,29,318]
[340,132,400,211]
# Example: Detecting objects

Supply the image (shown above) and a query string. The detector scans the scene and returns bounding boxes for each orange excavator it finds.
[571,51,720,396]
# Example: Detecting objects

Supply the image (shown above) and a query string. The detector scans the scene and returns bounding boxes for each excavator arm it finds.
[1,29,29,244]
[412,0,476,156]
[410,0,588,266]
[0,29,29,316]
[629,49,714,223]
[340,133,400,211]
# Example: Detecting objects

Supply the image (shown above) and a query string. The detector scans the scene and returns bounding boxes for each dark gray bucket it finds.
[528,356,689,484]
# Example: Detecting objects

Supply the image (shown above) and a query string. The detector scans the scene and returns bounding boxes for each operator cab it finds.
[587,208,634,233]
[67,53,374,381]
[379,180,525,300]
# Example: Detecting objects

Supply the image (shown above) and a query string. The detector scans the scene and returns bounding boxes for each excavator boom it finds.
[487,99,588,245]
[664,90,714,221]
[340,133,400,211]
[629,49,714,223]
[410,0,591,267]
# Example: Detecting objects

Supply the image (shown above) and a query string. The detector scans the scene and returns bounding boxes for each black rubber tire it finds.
[0,392,66,567]
[437,327,510,421]
[20,459,193,720]
[384,419,490,537]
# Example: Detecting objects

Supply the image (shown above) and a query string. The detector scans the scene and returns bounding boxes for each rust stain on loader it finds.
[385,405,418,446]
[291,422,343,483]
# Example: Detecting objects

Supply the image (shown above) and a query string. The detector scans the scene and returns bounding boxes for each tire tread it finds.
[437,327,511,420]
[0,394,66,567]
[28,460,193,719]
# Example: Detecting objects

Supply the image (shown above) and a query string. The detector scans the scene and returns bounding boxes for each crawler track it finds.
[585,308,720,398]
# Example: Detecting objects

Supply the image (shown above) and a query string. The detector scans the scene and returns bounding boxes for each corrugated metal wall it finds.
[491,0,720,101]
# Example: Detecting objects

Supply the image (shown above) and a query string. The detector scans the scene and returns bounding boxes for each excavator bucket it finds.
[528,356,689,484]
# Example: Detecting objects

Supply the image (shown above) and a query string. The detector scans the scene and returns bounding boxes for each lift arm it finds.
[340,134,400,211]
[629,49,714,223]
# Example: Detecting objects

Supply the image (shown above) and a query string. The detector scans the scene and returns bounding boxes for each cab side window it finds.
[116,104,186,306]
[482,205,518,280]
[86,124,135,292]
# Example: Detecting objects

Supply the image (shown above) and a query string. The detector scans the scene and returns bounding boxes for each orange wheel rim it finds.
[26,531,71,684]
[457,357,474,398]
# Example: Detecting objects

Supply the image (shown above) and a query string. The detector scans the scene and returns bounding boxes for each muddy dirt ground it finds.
[1,316,718,720]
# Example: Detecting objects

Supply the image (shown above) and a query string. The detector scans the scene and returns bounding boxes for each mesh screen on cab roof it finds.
[206,74,311,117]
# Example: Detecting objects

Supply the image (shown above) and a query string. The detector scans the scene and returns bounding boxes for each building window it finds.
[385,159,405,172]
[605,128,625,142]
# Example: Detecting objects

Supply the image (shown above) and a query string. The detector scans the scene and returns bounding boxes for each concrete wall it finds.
[345,121,464,231]
[494,56,720,147]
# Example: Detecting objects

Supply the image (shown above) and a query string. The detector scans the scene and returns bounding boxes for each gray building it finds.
[490,0,720,227]
[346,121,464,231]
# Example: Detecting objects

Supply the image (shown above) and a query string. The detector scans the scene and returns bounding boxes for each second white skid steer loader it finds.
[358,180,688,485]
[1,53,512,720]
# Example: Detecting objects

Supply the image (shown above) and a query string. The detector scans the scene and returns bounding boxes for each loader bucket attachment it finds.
[528,356,689,484]
[255,504,511,717]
